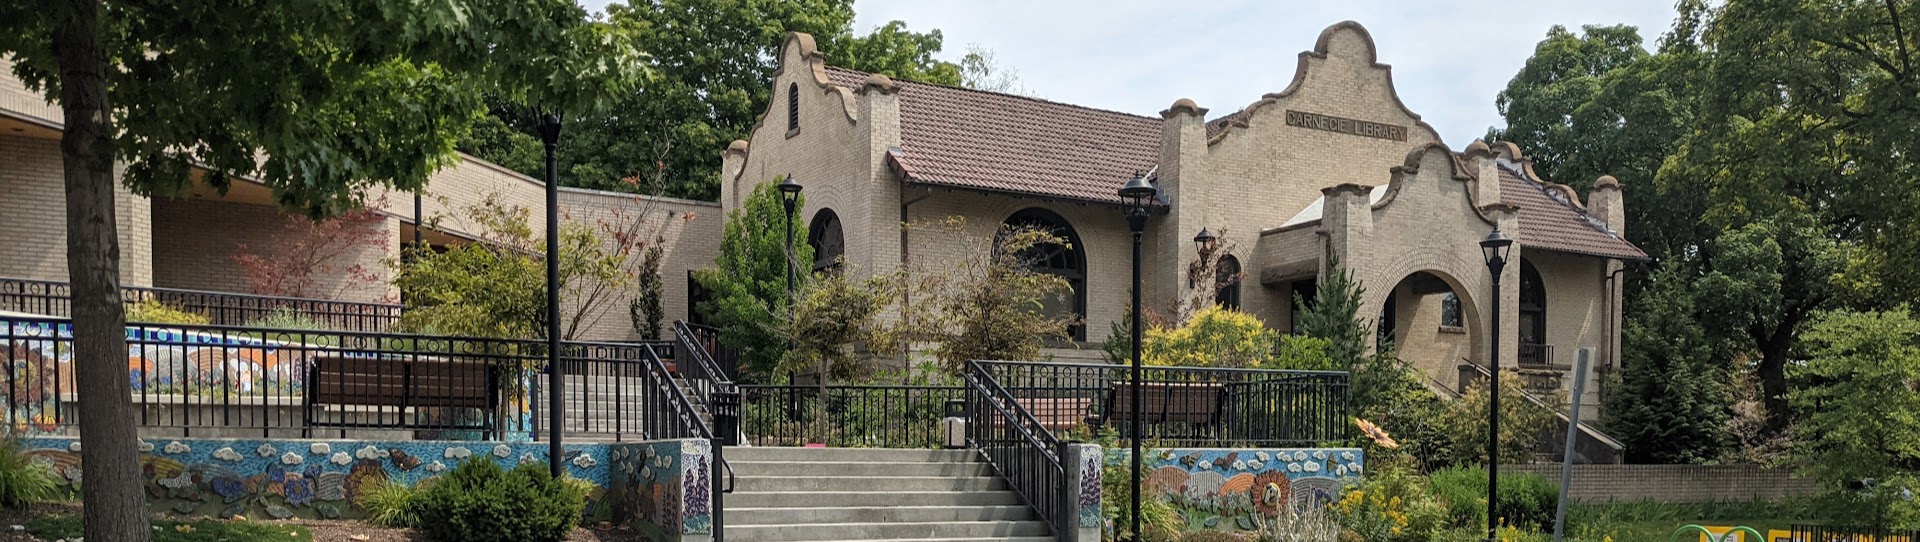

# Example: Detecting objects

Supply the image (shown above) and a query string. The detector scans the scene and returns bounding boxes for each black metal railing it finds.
[1791,524,1920,540]
[963,360,1069,539]
[677,321,739,382]
[975,360,1350,447]
[1518,343,1555,367]
[540,341,677,441]
[737,385,966,448]
[673,320,736,404]
[0,277,403,332]
[0,315,693,442]
[1458,362,1625,464]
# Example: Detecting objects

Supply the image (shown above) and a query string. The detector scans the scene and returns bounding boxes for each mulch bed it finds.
[0,503,648,542]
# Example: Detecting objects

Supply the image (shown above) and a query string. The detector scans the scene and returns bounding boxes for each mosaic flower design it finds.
[284,477,314,507]
[210,477,246,501]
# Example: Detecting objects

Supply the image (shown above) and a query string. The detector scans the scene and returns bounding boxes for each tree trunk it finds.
[53,1,150,540]
[1756,324,1795,435]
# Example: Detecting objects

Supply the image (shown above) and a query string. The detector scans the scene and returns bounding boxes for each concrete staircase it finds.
[726,447,1052,542]
[537,373,714,440]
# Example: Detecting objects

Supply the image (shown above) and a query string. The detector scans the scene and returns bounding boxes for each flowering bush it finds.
[1325,464,1446,542]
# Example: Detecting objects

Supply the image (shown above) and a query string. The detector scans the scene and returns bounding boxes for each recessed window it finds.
[1003,208,1086,341]
[787,83,801,135]
[1215,255,1242,310]
[807,208,844,275]
[1519,259,1545,347]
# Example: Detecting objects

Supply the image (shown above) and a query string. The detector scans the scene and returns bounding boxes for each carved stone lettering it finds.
[1284,110,1407,141]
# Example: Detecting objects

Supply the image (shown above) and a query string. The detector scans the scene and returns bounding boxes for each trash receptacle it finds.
[941,399,968,449]
[711,390,741,446]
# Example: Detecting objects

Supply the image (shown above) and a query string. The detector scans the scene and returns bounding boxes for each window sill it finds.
[1438,325,1467,334]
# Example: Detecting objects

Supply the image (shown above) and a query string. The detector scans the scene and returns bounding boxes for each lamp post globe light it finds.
[1192,227,1217,254]
[1117,173,1156,540]
[1478,227,1513,541]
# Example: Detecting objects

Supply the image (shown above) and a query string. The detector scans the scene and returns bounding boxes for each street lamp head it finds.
[1118,173,1156,210]
[1480,228,1514,274]
[536,114,562,146]
[1192,227,1218,255]
[777,174,804,211]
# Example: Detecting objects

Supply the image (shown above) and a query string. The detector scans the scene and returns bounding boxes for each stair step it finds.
[724,520,1050,542]
[735,476,1006,492]
[727,505,1035,525]
[724,447,978,463]
[731,460,993,477]
[727,491,1026,509]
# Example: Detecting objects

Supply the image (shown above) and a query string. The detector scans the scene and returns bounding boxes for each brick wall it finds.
[0,134,153,286]
[150,196,397,303]
[1503,464,1822,503]
[556,186,721,341]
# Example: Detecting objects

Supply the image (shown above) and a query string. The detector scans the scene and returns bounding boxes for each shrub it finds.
[124,299,211,326]
[1102,464,1182,542]
[1142,305,1277,368]
[0,438,59,508]
[1437,376,1559,468]
[353,478,421,528]
[244,307,329,330]
[1427,467,1559,530]
[1325,463,1447,542]
[414,459,585,542]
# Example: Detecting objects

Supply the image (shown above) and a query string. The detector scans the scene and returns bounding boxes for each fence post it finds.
[1551,350,1591,542]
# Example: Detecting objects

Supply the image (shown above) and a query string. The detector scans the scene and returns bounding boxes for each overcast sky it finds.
[588,1,1679,145]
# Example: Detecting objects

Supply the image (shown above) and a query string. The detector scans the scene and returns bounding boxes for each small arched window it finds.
[1440,292,1462,328]
[1214,255,1242,310]
[807,208,844,274]
[1002,208,1087,341]
[1518,258,1547,363]
[787,83,801,135]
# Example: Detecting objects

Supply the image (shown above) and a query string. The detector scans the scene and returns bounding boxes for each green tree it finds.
[786,269,899,383]
[694,181,812,382]
[0,1,640,539]
[905,218,1075,372]
[396,193,660,341]
[485,1,976,200]
[1603,263,1732,463]
[1295,261,1368,365]
[1791,307,1920,529]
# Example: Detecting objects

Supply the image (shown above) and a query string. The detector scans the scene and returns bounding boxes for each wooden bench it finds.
[304,355,498,437]
[1014,397,1097,432]
[1102,381,1226,426]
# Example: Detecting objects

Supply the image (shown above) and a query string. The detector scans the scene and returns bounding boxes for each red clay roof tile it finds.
[1498,166,1647,260]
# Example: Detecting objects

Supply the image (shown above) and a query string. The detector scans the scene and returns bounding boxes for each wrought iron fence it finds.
[0,315,692,441]
[1791,524,1920,541]
[0,277,403,332]
[673,320,736,403]
[676,321,739,382]
[975,360,1350,447]
[963,360,1069,538]
[737,385,965,448]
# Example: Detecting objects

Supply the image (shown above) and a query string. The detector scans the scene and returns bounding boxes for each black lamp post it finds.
[777,175,803,387]
[1118,173,1156,541]
[1479,227,1513,541]
[537,114,563,478]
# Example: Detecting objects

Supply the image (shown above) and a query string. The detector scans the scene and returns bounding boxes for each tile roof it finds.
[1498,166,1648,260]
[816,66,1645,261]
[823,67,1161,205]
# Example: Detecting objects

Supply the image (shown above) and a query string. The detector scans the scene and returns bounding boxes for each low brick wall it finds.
[1502,464,1821,503]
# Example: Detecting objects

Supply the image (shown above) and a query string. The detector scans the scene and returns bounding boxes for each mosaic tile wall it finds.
[15,435,710,538]
[1108,447,1365,532]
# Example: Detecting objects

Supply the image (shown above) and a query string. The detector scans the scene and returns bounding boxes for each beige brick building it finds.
[722,22,1646,412]
[0,57,721,342]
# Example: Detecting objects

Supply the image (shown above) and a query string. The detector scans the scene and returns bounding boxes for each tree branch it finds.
[1888,0,1915,77]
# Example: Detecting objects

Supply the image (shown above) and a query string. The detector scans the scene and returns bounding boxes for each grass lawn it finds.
[1562,501,1807,541]
[29,515,313,542]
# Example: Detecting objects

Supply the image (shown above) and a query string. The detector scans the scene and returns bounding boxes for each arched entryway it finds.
[1373,269,1481,383]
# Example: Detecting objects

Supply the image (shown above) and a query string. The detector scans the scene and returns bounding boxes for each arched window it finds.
[1003,208,1086,341]
[1214,255,1242,310]
[807,208,844,274]
[1518,258,1547,364]
[1440,292,1462,328]
[787,83,801,134]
